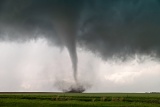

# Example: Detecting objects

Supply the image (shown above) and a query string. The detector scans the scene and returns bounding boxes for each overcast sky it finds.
[0,38,159,92]
[0,0,160,92]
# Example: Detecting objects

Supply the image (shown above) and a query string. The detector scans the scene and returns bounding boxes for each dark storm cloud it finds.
[78,0,160,59]
[0,0,160,80]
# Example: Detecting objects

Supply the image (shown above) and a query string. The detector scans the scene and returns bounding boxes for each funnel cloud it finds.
[0,0,160,92]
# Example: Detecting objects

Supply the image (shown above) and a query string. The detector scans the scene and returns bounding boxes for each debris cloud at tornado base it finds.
[0,0,160,92]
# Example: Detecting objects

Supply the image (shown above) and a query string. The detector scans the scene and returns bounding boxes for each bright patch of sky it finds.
[0,38,160,92]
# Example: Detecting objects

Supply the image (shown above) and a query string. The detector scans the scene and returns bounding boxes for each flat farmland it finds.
[0,92,160,107]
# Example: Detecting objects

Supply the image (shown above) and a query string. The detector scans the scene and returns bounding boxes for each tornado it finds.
[52,1,81,82]
[54,19,78,82]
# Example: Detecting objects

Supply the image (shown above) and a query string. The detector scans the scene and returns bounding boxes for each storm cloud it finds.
[0,0,160,87]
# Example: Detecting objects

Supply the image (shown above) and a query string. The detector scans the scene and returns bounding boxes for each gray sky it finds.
[0,0,160,92]
[0,38,159,92]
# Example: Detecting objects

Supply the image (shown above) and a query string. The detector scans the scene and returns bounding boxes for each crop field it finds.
[0,92,160,107]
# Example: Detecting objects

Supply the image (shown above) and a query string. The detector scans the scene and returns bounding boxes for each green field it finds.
[0,92,160,107]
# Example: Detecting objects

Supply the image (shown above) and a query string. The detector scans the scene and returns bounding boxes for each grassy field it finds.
[0,92,160,107]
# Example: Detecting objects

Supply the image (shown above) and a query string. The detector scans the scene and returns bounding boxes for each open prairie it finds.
[0,92,160,107]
